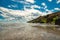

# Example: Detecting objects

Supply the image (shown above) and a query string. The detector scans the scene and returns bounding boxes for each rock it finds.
[55,18,60,25]
[28,11,60,25]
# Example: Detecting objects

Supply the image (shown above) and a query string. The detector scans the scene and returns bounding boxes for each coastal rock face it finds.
[28,11,60,25]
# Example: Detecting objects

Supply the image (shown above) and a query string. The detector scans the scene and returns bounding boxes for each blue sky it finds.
[0,0,24,10]
[0,0,60,22]
[0,0,60,11]
[35,0,60,9]
[0,0,60,10]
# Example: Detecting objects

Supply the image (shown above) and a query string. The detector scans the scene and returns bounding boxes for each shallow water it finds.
[0,23,60,40]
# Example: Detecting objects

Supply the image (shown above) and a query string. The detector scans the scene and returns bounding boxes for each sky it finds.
[0,0,60,22]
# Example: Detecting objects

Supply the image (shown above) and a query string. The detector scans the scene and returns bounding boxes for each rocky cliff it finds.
[28,11,60,25]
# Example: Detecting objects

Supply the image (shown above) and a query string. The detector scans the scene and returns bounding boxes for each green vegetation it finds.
[52,16,58,24]
[28,11,60,25]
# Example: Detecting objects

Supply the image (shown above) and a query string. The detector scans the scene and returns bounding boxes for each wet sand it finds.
[0,23,60,40]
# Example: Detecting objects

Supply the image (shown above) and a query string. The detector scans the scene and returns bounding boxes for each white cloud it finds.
[54,8,60,10]
[45,9,53,14]
[30,5,41,9]
[19,1,30,4]
[43,11,52,16]
[57,0,60,4]
[26,0,35,3]
[41,3,47,9]
[0,7,43,21]
[45,9,49,11]
[8,5,18,8]
[0,7,53,22]
[48,0,52,2]
[41,3,46,6]
[44,6,47,9]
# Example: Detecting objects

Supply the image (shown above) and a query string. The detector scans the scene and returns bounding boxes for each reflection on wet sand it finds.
[0,23,60,40]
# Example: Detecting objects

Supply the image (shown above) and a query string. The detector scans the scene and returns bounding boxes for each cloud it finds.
[8,5,18,8]
[48,0,52,2]
[0,0,53,22]
[0,6,53,22]
[43,8,53,15]
[12,0,35,4]
[44,6,47,9]
[26,0,35,3]
[41,3,46,6]
[41,3,47,9]
[0,7,44,21]
[54,8,60,10]
[57,0,60,4]
[31,5,41,9]
[24,4,41,9]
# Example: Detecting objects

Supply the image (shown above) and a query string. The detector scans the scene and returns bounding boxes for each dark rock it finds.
[55,18,60,25]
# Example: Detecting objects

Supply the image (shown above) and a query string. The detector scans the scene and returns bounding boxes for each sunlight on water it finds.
[0,22,60,40]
